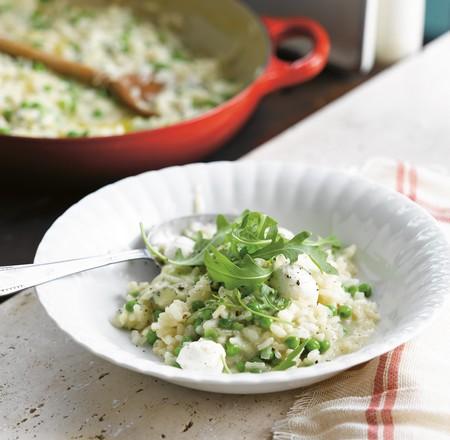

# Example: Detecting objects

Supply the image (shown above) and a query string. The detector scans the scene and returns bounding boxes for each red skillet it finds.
[0,0,329,181]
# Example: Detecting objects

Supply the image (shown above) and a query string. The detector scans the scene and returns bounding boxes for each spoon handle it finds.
[0,249,149,296]
[0,37,109,86]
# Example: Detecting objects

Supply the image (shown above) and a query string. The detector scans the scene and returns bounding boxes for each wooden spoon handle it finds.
[0,37,110,86]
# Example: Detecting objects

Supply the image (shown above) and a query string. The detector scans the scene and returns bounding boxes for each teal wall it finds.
[425,0,450,40]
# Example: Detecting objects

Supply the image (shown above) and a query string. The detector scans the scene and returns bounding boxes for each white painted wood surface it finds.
[1,33,449,440]
[245,33,450,171]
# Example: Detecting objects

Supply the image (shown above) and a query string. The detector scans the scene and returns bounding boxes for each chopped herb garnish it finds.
[66,130,88,138]
[92,109,103,118]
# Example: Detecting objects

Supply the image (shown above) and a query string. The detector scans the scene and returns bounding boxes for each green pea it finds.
[173,345,181,356]
[218,318,233,329]
[231,322,244,331]
[338,305,352,319]
[359,283,373,298]
[326,304,337,316]
[256,316,272,330]
[305,339,321,352]
[153,309,163,321]
[285,336,300,349]
[236,361,246,372]
[146,330,157,346]
[204,328,218,341]
[225,342,240,357]
[191,300,205,312]
[319,339,331,353]
[198,308,213,320]
[259,346,274,360]
[125,300,137,312]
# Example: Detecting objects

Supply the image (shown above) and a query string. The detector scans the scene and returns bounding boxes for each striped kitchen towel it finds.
[272,158,450,440]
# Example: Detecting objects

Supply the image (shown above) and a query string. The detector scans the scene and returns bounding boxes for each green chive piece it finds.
[146,330,157,346]
[198,308,213,320]
[236,360,246,372]
[231,321,244,331]
[204,328,218,341]
[191,300,205,312]
[225,341,240,357]
[218,318,233,329]
[259,346,274,360]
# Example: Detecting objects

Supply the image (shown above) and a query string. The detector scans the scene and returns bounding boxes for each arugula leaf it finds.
[150,217,233,267]
[304,246,337,275]
[216,214,231,232]
[273,339,308,371]
[250,231,311,261]
[204,247,272,290]
[250,231,338,275]
[140,223,168,264]
[226,211,279,254]
[306,234,342,249]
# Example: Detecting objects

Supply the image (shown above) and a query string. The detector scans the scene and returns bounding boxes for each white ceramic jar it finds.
[376,0,425,64]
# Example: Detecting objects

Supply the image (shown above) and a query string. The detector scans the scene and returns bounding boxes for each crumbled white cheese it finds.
[177,339,225,373]
[270,255,318,304]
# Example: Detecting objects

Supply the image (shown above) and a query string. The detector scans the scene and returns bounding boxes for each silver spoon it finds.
[0,213,224,296]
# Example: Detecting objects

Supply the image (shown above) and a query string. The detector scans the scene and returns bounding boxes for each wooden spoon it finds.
[0,37,163,116]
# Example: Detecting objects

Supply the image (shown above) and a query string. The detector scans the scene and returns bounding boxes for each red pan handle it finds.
[255,16,330,95]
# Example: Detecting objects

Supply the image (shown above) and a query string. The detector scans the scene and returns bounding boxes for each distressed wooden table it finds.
[1,33,449,440]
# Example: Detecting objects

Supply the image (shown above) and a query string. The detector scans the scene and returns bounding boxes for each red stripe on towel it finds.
[408,167,450,222]
[365,164,407,440]
[396,162,405,193]
[366,353,389,440]
[381,345,405,440]
[408,167,417,201]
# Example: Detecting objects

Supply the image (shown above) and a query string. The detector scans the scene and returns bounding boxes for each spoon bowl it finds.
[0,213,226,296]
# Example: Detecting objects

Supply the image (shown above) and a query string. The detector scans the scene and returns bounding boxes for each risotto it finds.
[113,211,379,373]
[0,0,241,137]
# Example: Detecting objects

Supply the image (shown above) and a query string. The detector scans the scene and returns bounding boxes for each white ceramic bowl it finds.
[35,162,450,394]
